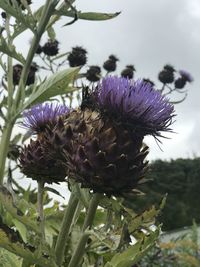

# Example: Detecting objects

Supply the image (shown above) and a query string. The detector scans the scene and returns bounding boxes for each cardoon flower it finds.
[86,66,101,82]
[42,40,59,56]
[158,65,175,84]
[20,104,70,182]
[67,46,87,67]
[63,109,149,196]
[179,70,193,83]
[19,138,67,183]
[93,76,175,137]
[13,63,38,86]
[103,55,119,72]
[23,103,69,134]
[121,65,136,79]
[174,77,186,89]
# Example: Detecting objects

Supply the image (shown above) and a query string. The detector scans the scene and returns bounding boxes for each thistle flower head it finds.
[94,76,175,136]
[19,139,67,183]
[179,70,194,83]
[63,109,148,196]
[67,46,87,67]
[23,103,69,134]
[42,40,59,56]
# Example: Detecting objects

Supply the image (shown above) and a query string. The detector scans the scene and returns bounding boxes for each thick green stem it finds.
[13,0,57,111]
[0,1,57,184]
[5,15,14,109]
[0,121,14,184]
[37,181,45,247]
[0,16,14,184]
[55,193,79,266]
[68,193,101,267]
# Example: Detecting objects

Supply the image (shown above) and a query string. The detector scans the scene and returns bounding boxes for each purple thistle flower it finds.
[95,76,175,136]
[22,102,69,134]
[179,70,194,83]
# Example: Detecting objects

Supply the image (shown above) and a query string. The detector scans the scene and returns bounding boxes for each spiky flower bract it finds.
[63,109,149,196]
[93,76,175,137]
[19,138,67,183]
[179,70,194,83]
[23,103,69,134]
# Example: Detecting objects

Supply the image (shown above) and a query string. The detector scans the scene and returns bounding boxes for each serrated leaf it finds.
[55,9,121,21]
[22,67,80,109]
[0,37,25,64]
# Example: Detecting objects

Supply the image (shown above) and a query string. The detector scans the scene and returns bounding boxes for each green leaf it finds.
[56,9,121,21]
[46,1,76,29]
[45,186,64,199]
[0,229,57,267]
[22,67,80,110]
[0,1,35,34]
[105,229,160,267]
[12,219,27,243]
[47,26,56,40]
[0,37,25,64]
[0,248,22,267]
[0,186,39,234]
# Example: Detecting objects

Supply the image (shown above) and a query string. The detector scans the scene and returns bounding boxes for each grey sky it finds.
[15,0,200,161]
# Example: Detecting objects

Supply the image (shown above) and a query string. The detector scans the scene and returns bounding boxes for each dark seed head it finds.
[42,40,59,56]
[86,66,101,82]
[103,55,119,72]
[121,65,136,79]
[67,46,87,67]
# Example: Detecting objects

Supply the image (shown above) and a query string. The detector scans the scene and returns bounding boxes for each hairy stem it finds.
[68,193,101,267]
[55,192,79,266]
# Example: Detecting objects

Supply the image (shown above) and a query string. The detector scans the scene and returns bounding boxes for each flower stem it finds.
[0,120,14,184]
[68,193,101,267]
[37,181,45,247]
[0,15,14,184]
[55,192,79,266]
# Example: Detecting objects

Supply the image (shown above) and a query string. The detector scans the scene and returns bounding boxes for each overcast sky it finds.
[14,0,200,161]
